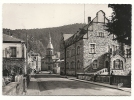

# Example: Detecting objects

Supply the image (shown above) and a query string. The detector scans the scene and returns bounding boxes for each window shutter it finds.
[6,47,10,58]
[3,50,5,57]
[5,48,7,57]
[17,47,19,57]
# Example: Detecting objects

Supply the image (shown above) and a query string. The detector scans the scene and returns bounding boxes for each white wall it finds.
[3,42,26,58]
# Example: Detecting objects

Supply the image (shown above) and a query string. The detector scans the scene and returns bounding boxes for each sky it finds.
[2,4,113,29]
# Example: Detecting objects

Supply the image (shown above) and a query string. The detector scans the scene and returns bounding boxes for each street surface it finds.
[26,73,130,96]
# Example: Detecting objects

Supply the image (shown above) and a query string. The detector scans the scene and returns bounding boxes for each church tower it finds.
[46,33,54,55]
[46,33,54,71]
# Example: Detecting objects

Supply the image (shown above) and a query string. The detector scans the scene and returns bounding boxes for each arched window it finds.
[113,59,123,70]
[92,60,97,69]
[77,60,81,69]
[71,61,75,69]
[77,46,80,55]
[120,61,123,69]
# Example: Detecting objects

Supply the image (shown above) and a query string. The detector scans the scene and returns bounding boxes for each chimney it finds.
[88,17,91,23]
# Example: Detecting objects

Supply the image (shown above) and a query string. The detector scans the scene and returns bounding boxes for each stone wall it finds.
[83,22,118,73]
[3,75,25,95]
[77,73,131,87]
[66,40,83,75]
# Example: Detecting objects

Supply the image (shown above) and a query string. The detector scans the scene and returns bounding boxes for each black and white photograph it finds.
[2,2,132,96]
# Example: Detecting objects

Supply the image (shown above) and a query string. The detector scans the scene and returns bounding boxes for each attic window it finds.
[98,32,104,37]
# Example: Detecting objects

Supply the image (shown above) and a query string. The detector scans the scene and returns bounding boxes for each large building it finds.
[60,10,131,76]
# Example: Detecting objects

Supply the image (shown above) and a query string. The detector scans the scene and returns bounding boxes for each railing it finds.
[96,68,108,75]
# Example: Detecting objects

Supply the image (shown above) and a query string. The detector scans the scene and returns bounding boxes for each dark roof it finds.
[63,34,74,40]
[3,34,25,43]
[64,24,88,47]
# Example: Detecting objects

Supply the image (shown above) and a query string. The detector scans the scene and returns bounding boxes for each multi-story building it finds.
[60,10,131,76]
[3,34,27,75]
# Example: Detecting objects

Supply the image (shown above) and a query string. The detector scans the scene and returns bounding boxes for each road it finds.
[27,73,130,96]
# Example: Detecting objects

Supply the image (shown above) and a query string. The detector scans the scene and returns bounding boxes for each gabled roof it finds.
[64,10,109,47]
[64,25,88,47]
[3,34,25,43]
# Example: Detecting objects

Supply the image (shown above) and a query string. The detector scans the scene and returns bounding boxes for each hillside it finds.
[3,23,85,57]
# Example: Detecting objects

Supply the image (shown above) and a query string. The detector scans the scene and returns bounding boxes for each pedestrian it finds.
[110,71,114,85]
[94,73,98,82]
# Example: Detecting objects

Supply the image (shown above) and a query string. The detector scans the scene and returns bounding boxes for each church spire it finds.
[47,32,53,49]
[49,32,51,43]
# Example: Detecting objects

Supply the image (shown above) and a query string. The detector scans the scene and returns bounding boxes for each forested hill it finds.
[3,23,85,57]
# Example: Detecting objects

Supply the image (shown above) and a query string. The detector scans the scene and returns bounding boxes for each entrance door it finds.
[105,61,109,68]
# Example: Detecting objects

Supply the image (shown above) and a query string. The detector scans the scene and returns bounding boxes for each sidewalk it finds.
[60,75,131,93]
[25,77,40,95]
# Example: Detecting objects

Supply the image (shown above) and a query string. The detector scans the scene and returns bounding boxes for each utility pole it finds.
[84,4,85,24]
[25,32,28,75]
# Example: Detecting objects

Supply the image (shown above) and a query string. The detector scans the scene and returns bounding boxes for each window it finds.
[113,59,123,69]
[92,60,97,69]
[71,61,75,69]
[126,49,131,58]
[77,60,81,69]
[98,32,104,37]
[77,46,80,55]
[10,47,17,57]
[71,49,75,56]
[89,44,96,54]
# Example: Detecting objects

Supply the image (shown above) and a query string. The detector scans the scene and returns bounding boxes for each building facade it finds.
[60,10,131,76]
[3,34,27,75]
[28,51,41,72]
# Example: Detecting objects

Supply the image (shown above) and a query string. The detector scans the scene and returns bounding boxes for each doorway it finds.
[105,61,110,72]
[105,61,109,68]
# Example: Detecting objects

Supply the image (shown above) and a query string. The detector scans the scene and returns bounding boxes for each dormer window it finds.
[98,32,104,37]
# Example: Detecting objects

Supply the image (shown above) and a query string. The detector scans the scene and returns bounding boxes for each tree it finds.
[106,4,132,46]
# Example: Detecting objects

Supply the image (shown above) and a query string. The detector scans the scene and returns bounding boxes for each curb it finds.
[60,76,131,93]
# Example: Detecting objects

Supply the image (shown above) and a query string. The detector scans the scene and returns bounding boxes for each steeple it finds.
[47,32,53,49]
